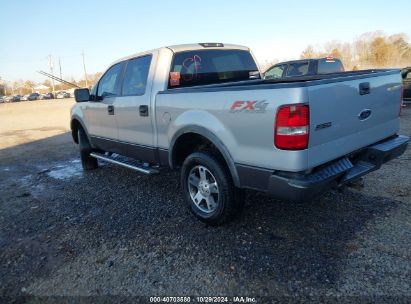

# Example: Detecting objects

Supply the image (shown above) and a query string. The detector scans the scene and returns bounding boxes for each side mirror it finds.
[74,88,90,103]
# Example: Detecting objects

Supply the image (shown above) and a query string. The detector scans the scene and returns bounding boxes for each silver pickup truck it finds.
[71,43,409,225]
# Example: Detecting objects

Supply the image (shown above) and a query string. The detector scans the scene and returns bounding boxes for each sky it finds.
[1,0,410,83]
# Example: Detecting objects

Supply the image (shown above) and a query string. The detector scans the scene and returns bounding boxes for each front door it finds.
[84,62,124,141]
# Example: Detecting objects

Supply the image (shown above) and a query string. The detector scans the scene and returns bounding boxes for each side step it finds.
[89,152,159,175]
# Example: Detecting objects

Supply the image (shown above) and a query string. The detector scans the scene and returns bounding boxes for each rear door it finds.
[84,62,124,140]
[114,54,156,162]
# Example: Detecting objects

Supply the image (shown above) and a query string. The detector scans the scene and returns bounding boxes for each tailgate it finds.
[307,71,402,168]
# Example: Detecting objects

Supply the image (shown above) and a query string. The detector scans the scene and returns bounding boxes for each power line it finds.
[37,71,80,88]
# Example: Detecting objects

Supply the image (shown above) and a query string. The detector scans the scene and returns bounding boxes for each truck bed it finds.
[160,69,399,93]
[157,69,402,172]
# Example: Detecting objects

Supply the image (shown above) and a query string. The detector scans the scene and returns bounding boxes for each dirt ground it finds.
[0,100,410,302]
[0,99,73,149]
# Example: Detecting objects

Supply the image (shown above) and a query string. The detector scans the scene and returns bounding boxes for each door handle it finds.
[139,105,149,117]
[359,82,370,95]
[107,105,114,115]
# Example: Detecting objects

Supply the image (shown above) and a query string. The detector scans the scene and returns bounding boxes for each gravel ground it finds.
[0,101,410,302]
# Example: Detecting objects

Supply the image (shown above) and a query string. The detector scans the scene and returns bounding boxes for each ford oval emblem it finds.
[358,109,372,120]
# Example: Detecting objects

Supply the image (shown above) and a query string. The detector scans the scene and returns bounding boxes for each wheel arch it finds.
[70,116,90,144]
[169,126,240,187]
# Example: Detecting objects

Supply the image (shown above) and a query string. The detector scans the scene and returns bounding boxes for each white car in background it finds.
[56,92,70,99]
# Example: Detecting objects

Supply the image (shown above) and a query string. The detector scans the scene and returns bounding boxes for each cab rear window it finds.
[317,59,344,74]
[168,49,259,88]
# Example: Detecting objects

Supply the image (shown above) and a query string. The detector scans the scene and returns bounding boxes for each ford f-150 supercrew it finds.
[71,43,409,225]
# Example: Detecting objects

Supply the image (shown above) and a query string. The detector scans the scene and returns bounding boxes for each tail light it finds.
[275,104,309,150]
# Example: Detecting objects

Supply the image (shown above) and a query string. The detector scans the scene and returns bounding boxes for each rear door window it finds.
[286,62,309,77]
[122,55,152,96]
[317,59,344,74]
[169,49,259,88]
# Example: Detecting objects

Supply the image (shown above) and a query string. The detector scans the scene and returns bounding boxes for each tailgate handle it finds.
[107,105,114,115]
[359,82,370,95]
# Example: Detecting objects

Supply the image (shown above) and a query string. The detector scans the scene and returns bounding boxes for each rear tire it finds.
[181,151,244,225]
[78,129,98,170]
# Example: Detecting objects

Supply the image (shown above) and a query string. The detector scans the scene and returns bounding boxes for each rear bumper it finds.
[239,135,409,202]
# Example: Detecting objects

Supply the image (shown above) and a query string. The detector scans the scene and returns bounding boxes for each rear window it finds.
[317,59,344,74]
[168,49,259,88]
[286,62,309,77]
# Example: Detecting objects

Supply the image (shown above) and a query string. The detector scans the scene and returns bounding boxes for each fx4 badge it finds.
[229,100,268,113]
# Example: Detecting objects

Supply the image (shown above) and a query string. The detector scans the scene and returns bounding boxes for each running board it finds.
[89,152,159,174]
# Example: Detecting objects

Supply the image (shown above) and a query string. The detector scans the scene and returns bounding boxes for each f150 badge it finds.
[229,100,268,113]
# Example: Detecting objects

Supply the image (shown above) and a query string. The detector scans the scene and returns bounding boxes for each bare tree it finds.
[299,31,411,70]
[24,80,35,93]
[42,79,52,88]
[300,45,316,59]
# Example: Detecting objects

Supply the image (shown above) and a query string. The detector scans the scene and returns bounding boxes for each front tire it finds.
[78,129,98,170]
[181,151,244,225]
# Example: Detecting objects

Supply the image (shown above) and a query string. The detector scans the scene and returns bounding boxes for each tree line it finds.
[260,31,411,72]
[299,31,411,70]
[0,72,102,96]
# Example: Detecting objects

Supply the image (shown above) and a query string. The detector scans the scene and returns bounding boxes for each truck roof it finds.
[166,43,249,52]
[111,43,250,67]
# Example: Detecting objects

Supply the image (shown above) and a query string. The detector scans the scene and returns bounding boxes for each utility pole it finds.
[82,50,89,88]
[59,57,63,88]
[48,55,56,96]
